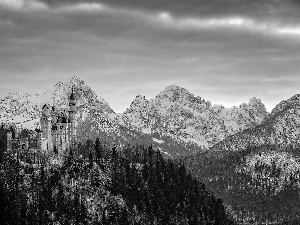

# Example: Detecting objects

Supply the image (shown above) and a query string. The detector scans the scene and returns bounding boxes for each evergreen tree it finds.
[95,137,102,159]
[53,146,58,154]
[89,151,93,168]
[111,143,118,162]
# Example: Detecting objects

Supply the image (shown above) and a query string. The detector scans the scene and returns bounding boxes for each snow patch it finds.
[153,137,165,144]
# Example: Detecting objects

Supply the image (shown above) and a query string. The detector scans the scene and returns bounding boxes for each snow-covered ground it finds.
[236,150,300,194]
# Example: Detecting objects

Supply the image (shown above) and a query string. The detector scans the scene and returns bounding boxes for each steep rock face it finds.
[122,85,268,148]
[212,94,300,151]
[269,94,300,117]
[0,76,118,134]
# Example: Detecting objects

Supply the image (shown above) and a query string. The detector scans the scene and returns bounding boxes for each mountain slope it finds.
[121,85,267,150]
[0,76,117,130]
[182,144,300,224]
[212,94,300,151]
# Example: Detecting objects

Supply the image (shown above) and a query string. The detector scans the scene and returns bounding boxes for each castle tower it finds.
[25,137,29,149]
[41,104,51,140]
[7,131,12,151]
[61,115,68,152]
[37,130,43,150]
[57,113,62,152]
[69,86,76,142]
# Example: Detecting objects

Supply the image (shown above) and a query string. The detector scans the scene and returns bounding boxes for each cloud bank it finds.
[0,0,300,112]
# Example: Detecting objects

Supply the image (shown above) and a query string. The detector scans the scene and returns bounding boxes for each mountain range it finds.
[2,76,300,223]
[1,76,300,157]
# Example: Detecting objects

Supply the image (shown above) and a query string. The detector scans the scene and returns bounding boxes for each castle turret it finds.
[25,137,29,149]
[41,104,51,140]
[37,130,43,149]
[7,131,12,151]
[69,86,76,141]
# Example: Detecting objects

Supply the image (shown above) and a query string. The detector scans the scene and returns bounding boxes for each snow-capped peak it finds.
[158,85,192,101]
[0,76,117,130]
[248,97,267,111]
[122,85,268,149]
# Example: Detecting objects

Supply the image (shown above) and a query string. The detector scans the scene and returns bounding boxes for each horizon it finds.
[1,0,300,114]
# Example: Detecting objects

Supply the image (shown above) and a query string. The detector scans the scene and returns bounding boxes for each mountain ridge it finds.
[0,76,284,157]
[122,84,268,149]
[212,93,300,151]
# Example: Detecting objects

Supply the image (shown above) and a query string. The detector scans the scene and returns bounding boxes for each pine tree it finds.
[111,143,118,162]
[95,138,102,159]
[80,201,88,225]
[89,152,93,168]
[73,190,81,224]
[53,146,58,154]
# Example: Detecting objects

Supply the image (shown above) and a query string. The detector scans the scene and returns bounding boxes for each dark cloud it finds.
[1,0,300,113]
[36,0,300,21]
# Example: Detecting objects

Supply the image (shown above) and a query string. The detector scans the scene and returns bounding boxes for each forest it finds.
[182,144,300,224]
[0,126,234,225]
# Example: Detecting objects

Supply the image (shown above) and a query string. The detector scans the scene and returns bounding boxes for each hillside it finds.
[0,144,235,225]
[182,145,300,224]
[194,94,300,223]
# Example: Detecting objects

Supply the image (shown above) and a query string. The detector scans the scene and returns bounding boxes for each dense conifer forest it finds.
[182,145,300,224]
[0,127,234,225]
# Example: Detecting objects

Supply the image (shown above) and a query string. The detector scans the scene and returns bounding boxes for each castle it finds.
[6,88,77,155]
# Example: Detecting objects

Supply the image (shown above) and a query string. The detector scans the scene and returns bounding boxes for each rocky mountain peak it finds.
[0,76,116,129]
[249,97,261,105]
[134,94,148,102]
[122,84,269,149]
[248,97,266,110]
[239,97,267,117]
[212,93,300,152]
[154,85,207,111]
[158,85,191,100]
[270,94,300,117]
[163,84,182,92]
[248,97,267,115]
[125,95,149,113]
[69,75,84,84]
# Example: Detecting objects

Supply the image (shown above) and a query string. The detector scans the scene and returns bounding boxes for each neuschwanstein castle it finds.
[6,89,77,154]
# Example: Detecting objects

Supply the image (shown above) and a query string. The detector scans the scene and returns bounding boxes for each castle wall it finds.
[41,138,47,150]
[7,132,12,151]
[37,134,42,149]
[12,139,20,150]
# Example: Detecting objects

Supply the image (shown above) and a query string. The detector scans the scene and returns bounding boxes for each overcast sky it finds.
[1,0,300,113]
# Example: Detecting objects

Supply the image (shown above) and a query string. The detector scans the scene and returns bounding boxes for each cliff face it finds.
[0,76,118,135]
[212,94,300,151]
[122,85,267,149]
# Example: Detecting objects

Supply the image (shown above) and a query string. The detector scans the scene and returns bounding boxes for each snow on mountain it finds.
[212,94,300,151]
[0,76,118,133]
[0,77,199,157]
[0,78,271,157]
[121,85,267,149]
[236,149,300,194]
